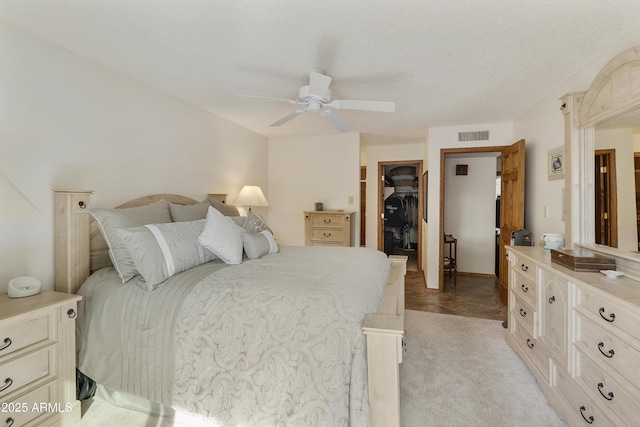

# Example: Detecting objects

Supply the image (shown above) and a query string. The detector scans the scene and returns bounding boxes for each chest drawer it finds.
[2,379,59,426]
[512,317,549,381]
[309,213,345,228]
[576,350,640,426]
[575,313,640,387]
[0,313,54,360]
[575,284,640,345]
[511,254,538,283]
[510,293,536,336]
[512,271,537,308]
[310,228,345,243]
[0,346,56,400]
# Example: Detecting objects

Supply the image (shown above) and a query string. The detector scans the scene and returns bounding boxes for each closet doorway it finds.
[378,160,423,271]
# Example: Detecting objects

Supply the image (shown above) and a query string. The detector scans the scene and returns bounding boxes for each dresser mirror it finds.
[574,46,640,262]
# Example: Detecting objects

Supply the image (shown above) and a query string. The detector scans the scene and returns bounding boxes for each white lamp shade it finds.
[232,185,269,208]
[0,171,41,219]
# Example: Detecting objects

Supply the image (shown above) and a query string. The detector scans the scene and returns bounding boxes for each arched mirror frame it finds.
[569,46,640,265]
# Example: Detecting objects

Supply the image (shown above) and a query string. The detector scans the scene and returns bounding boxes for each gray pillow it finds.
[242,210,271,233]
[118,219,216,290]
[242,230,279,260]
[169,202,210,222]
[205,197,240,216]
[91,199,172,283]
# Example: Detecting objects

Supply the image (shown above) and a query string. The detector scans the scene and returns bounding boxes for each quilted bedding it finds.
[76,246,390,426]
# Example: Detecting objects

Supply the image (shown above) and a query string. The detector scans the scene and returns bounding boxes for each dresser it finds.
[0,291,82,427]
[505,246,640,426]
[304,211,355,247]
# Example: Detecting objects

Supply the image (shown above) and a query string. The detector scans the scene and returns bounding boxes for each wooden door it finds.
[594,150,618,248]
[499,139,526,304]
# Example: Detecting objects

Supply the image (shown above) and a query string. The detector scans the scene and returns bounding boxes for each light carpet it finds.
[77,310,566,426]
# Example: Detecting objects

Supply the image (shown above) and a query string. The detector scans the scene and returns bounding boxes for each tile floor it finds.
[405,271,508,321]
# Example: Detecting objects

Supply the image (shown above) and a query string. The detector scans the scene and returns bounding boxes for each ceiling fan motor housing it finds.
[298,85,332,107]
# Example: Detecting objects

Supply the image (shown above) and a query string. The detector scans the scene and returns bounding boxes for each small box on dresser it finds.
[304,211,355,247]
[0,291,82,427]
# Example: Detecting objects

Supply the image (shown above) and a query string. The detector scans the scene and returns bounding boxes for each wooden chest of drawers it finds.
[304,211,355,247]
[0,291,82,426]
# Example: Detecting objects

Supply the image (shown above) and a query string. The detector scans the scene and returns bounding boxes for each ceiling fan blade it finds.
[330,99,396,112]
[269,110,305,127]
[236,94,297,104]
[321,110,351,132]
[309,71,332,98]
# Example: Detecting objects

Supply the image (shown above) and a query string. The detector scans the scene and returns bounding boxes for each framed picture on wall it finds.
[423,171,428,222]
[548,146,565,180]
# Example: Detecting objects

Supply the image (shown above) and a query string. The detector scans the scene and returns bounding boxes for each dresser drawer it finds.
[575,284,640,345]
[1,379,59,427]
[0,346,55,400]
[310,228,345,243]
[575,313,640,387]
[0,313,54,360]
[576,350,640,426]
[308,213,346,228]
[512,317,549,381]
[511,254,538,283]
[556,364,617,426]
[512,271,537,308]
[510,293,536,337]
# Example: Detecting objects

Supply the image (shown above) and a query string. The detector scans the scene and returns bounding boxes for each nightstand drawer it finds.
[310,228,344,243]
[0,313,54,359]
[309,213,346,228]
[2,379,59,426]
[0,347,55,400]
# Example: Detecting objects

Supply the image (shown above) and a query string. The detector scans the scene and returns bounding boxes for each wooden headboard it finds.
[53,190,227,294]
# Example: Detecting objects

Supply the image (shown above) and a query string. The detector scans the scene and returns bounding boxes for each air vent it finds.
[458,130,490,142]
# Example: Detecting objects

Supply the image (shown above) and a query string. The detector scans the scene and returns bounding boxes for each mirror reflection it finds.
[594,107,640,251]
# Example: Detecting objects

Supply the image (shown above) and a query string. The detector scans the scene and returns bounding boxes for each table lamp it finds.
[231,185,269,211]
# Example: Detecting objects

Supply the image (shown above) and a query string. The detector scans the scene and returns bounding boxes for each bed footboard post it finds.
[363,255,407,427]
[54,190,93,294]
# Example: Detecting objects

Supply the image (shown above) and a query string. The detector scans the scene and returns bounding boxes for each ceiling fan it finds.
[239,69,396,132]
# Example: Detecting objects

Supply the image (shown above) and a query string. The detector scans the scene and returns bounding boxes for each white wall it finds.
[267,133,360,246]
[595,128,637,251]
[513,27,640,252]
[444,155,498,274]
[426,122,513,289]
[0,22,268,293]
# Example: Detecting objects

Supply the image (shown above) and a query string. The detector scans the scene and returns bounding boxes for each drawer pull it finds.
[0,338,10,351]
[548,296,556,304]
[521,283,528,293]
[0,378,12,392]
[5,418,14,427]
[526,339,534,349]
[597,382,614,401]
[67,308,77,318]
[323,232,332,237]
[323,219,332,224]
[598,307,615,323]
[597,342,615,358]
[579,406,594,424]
[520,264,528,272]
[519,308,527,317]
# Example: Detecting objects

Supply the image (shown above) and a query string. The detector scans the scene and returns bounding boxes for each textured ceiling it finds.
[2,1,640,143]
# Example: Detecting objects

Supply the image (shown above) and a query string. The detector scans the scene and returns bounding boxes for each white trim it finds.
[144,224,175,276]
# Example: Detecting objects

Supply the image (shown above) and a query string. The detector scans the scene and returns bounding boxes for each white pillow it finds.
[198,206,244,265]
[118,219,216,290]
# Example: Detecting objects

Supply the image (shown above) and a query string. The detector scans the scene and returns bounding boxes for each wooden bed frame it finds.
[53,190,406,427]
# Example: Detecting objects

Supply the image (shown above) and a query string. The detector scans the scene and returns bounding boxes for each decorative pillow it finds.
[169,202,210,222]
[118,220,216,290]
[242,210,271,233]
[198,206,244,265]
[230,216,247,227]
[242,230,279,260]
[205,197,240,217]
[91,199,172,283]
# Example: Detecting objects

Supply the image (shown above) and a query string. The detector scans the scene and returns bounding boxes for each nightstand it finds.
[0,291,82,427]
[304,211,355,247]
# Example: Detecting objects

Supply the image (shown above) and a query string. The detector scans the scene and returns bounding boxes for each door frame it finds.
[439,146,508,291]
[377,160,423,271]
[594,149,618,247]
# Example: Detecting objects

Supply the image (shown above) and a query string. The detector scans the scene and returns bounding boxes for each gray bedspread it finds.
[76,246,390,426]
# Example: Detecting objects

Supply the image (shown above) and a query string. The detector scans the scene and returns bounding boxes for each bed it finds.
[53,190,406,427]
